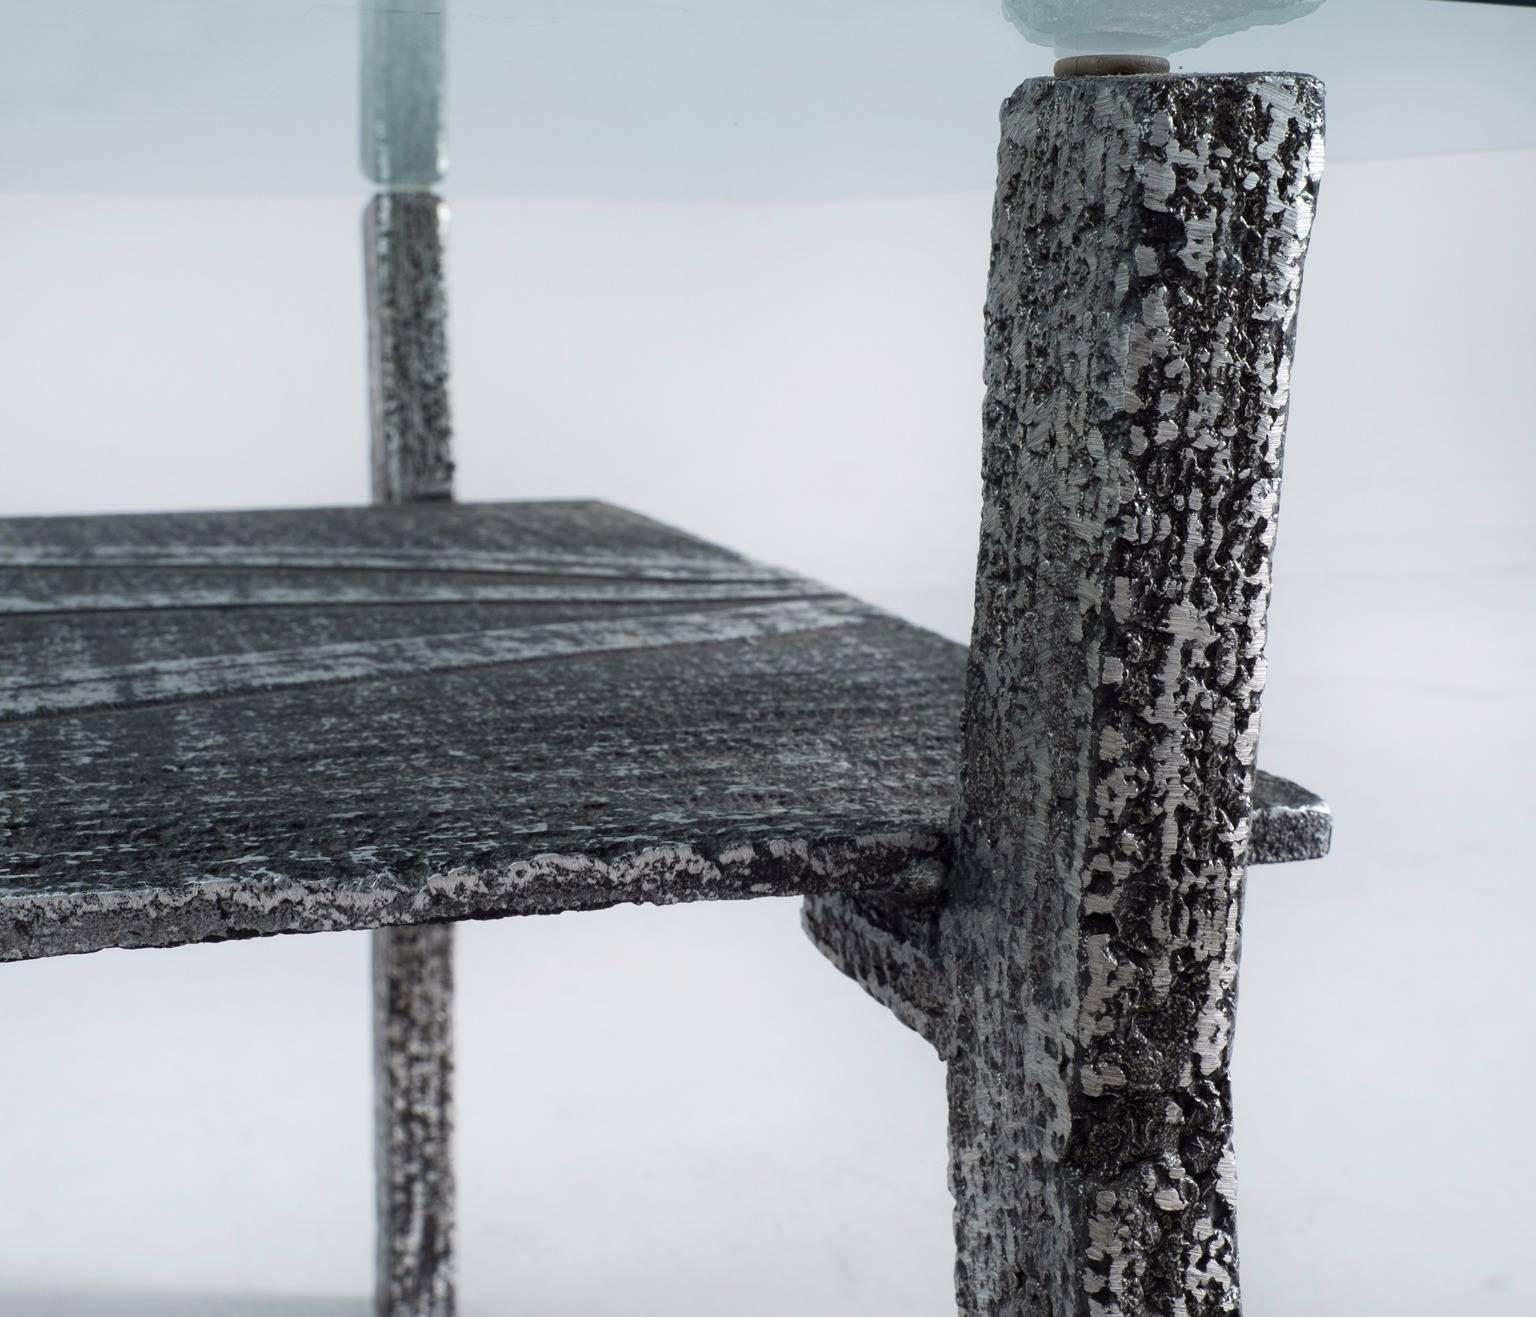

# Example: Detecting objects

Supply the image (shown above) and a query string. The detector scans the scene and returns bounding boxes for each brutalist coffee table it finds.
[44,0,1529,1310]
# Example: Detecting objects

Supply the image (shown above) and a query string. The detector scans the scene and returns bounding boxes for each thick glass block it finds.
[360,0,447,187]
[1004,0,1326,54]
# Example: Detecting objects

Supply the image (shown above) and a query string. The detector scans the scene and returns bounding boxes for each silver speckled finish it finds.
[806,71,1326,1315]
[0,496,1318,965]
[370,188,456,1317]
[366,193,454,506]
[0,64,1333,1314]
[375,923,455,1317]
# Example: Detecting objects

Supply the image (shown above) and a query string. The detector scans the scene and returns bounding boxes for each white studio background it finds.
[1,147,1533,1315]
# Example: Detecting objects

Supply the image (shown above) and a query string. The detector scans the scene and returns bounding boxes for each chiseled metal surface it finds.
[1237,769,1333,864]
[0,500,954,965]
[4,69,1333,1308]
[0,499,1322,966]
[367,176,458,1317]
[374,921,455,1317]
[807,71,1327,1315]
[366,192,454,506]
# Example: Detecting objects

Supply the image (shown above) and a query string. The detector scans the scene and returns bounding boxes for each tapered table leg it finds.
[941,71,1325,1316]
[808,69,1327,1316]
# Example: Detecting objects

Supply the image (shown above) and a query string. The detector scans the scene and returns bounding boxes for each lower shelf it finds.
[0,499,1328,963]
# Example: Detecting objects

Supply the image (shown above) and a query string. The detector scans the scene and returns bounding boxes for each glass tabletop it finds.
[2,0,1532,200]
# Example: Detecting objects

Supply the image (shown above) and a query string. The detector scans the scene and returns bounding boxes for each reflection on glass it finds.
[1004,0,1327,54]
[2,0,1533,196]
[360,0,448,188]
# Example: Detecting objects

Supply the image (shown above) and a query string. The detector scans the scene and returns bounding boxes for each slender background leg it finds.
[365,192,454,505]
[374,925,456,1317]
[366,189,456,1314]
[362,7,457,1313]
[366,193,457,1310]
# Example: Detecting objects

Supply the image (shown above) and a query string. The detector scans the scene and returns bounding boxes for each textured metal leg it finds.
[807,70,1325,1316]
[365,109,458,1312]
[948,72,1324,1316]
[374,925,456,1317]
[365,192,454,505]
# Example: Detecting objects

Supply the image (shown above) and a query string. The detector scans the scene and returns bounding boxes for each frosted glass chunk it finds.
[360,1,447,187]
[1003,0,1326,55]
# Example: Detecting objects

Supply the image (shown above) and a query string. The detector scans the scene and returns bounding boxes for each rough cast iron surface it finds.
[374,921,454,1317]
[0,499,1323,965]
[951,71,1324,1316]
[807,72,1326,1316]
[0,500,944,960]
[366,192,454,505]
[367,208,458,1317]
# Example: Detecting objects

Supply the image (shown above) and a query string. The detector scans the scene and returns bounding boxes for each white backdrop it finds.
[2,145,1532,1314]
